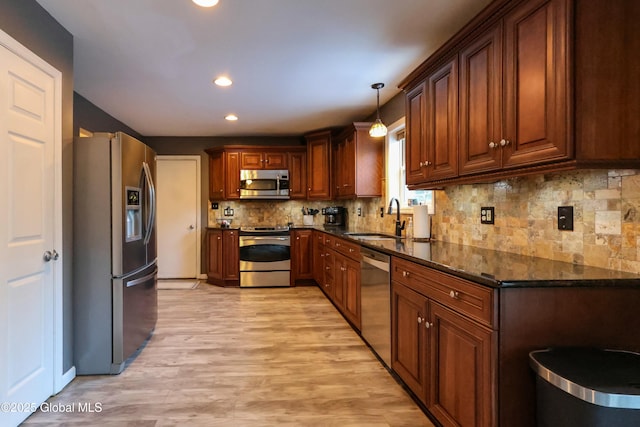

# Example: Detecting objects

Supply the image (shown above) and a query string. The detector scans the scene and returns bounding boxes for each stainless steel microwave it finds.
[239,169,290,199]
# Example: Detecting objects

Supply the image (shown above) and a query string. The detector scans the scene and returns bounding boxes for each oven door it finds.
[239,235,290,287]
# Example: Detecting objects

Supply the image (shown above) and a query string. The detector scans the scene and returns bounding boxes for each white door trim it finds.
[0,28,71,394]
[157,155,202,278]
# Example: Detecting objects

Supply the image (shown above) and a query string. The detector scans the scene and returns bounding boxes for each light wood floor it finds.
[24,285,434,426]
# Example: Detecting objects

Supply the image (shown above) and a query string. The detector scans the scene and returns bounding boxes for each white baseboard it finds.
[54,366,76,394]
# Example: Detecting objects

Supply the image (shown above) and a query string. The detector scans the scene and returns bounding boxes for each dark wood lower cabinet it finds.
[428,302,495,427]
[391,262,496,427]
[391,282,429,399]
[291,229,314,285]
[206,229,239,287]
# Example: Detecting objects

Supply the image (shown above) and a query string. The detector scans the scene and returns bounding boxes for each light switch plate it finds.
[558,206,574,230]
[481,207,495,224]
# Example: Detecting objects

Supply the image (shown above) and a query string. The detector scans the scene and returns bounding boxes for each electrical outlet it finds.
[480,207,495,224]
[558,206,574,230]
[357,207,362,216]
[380,207,384,218]
[224,207,234,217]
[211,202,219,210]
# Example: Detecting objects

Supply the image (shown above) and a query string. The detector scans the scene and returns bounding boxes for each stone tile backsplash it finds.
[432,169,640,274]
[209,169,640,274]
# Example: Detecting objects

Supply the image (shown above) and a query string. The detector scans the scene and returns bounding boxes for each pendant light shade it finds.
[369,83,387,138]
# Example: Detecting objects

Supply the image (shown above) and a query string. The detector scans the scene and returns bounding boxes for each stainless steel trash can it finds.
[530,348,640,427]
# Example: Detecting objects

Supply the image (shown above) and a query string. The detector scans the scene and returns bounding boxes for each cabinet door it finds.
[391,282,429,402]
[459,25,503,175]
[312,231,325,285]
[306,132,332,199]
[209,151,225,200]
[503,0,569,167]
[225,152,240,200]
[333,254,347,311]
[288,151,307,199]
[240,151,263,169]
[207,230,223,281]
[323,249,336,301]
[342,257,361,330]
[292,230,314,281]
[222,230,239,281]
[264,152,288,169]
[425,58,459,181]
[405,83,428,185]
[428,302,495,427]
[339,134,356,197]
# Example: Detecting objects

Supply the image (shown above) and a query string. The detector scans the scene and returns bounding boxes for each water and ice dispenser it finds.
[125,187,142,241]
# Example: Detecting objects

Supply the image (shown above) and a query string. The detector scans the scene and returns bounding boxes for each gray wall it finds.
[74,92,144,140]
[0,0,74,373]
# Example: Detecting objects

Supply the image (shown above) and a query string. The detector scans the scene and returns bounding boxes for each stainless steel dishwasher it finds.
[360,247,391,367]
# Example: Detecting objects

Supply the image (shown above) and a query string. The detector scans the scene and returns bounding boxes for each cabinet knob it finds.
[500,139,510,147]
[489,141,498,149]
[308,187,311,191]
[449,290,459,299]
[335,243,340,247]
[296,236,300,240]
[402,270,410,278]
[217,236,221,240]
[325,266,330,270]
[425,161,431,166]
[341,266,346,271]
[417,316,422,324]
[320,253,325,257]
[425,322,433,329]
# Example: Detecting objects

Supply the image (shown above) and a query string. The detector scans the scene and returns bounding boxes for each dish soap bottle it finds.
[406,217,413,240]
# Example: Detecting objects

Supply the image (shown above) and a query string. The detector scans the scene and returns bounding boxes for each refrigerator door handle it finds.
[125,269,157,287]
[142,161,156,245]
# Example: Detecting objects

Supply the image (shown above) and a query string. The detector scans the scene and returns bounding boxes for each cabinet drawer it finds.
[332,237,360,260]
[392,257,495,328]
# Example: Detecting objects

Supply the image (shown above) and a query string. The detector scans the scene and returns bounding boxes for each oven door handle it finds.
[241,236,290,241]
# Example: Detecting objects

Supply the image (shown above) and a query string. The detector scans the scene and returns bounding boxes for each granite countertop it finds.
[307,226,640,289]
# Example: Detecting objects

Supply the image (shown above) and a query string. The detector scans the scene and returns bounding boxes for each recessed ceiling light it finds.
[225,114,238,121]
[214,76,232,87]
[192,0,219,7]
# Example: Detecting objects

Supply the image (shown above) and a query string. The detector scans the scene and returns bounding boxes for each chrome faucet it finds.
[388,198,405,237]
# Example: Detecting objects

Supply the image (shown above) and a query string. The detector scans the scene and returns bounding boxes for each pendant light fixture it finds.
[369,82,387,138]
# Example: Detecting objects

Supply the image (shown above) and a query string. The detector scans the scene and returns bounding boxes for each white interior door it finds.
[0,36,61,426]
[156,156,201,279]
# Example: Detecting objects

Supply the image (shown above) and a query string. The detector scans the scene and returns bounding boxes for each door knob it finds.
[43,251,52,262]
[189,225,195,230]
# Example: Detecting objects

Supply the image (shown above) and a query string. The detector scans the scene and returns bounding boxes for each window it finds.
[386,118,434,214]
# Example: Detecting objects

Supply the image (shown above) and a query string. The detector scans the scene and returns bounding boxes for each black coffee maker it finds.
[324,206,346,226]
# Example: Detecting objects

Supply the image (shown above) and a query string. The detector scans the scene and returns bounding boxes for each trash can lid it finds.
[530,348,640,409]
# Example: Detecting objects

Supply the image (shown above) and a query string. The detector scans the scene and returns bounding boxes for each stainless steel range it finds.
[239,226,291,287]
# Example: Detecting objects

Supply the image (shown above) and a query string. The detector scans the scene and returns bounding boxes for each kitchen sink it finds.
[344,233,402,241]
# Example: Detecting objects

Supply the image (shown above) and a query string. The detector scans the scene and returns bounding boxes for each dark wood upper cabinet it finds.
[401,0,640,188]
[288,149,307,199]
[240,150,288,170]
[502,0,569,167]
[333,122,383,199]
[459,24,503,175]
[406,83,428,185]
[305,130,333,200]
[426,58,459,181]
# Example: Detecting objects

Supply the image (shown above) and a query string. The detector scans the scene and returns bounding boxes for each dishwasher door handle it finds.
[362,255,390,273]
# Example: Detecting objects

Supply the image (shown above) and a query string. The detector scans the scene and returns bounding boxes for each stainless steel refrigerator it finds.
[74,132,158,374]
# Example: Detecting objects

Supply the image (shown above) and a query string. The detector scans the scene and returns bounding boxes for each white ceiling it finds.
[36,0,491,137]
